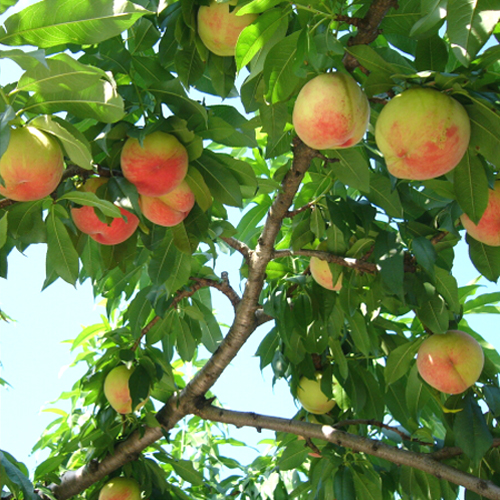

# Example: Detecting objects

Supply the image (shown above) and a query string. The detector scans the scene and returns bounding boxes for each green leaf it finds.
[385,339,421,386]
[174,45,205,88]
[129,364,151,414]
[264,31,301,103]
[467,234,500,282]
[334,466,356,500]
[463,93,500,169]
[329,147,371,192]
[0,48,47,70]
[367,173,403,218]
[71,323,105,351]
[17,53,107,94]
[46,210,79,285]
[346,45,399,76]
[128,287,153,338]
[0,0,152,48]
[373,232,404,298]
[25,78,125,124]
[58,192,121,218]
[454,150,489,224]
[278,440,309,471]
[236,0,284,15]
[174,315,196,362]
[351,464,382,500]
[412,237,437,279]
[418,289,449,334]
[236,9,286,71]
[150,79,208,127]
[453,392,493,464]
[0,451,37,500]
[415,35,448,72]
[184,167,212,212]
[193,151,243,207]
[0,213,7,249]
[401,466,441,500]
[347,311,370,356]
[30,115,93,170]
[447,0,499,67]
[434,267,461,314]
[164,458,204,486]
[236,200,270,244]
[256,327,280,370]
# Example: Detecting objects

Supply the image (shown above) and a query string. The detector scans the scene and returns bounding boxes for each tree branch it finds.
[195,404,500,500]
[342,0,399,72]
[50,139,319,500]
[132,274,241,351]
[220,236,251,261]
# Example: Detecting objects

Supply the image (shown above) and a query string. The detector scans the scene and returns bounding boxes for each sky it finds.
[0,0,499,489]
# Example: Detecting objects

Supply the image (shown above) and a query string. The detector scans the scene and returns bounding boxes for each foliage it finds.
[1,0,500,499]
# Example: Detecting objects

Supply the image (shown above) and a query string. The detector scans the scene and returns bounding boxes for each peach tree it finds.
[1,0,500,499]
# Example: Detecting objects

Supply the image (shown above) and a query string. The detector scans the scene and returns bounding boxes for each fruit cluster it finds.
[0,128,196,246]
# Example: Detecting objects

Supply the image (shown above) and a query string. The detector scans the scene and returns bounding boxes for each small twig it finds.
[131,275,241,351]
[333,419,433,446]
[273,249,380,275]
[285,201,315,218]
[430,439,500,461]
[220,236,251,261]
[431,231,449,245]
[335,14,365,27]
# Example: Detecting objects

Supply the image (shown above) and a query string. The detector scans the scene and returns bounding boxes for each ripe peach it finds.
[71,178,139,246]
[297,373,336,415]
[103,365,148,414]
[99,477,141,500]
[310,255,342,291]
[139,180,195,227]
[120,131,188,197]
[375,88,470,180]
[197,1,257,57]
[0,126,64,201]
[416,330,484,394]
[292,72,370,150]
[460,181,500,246]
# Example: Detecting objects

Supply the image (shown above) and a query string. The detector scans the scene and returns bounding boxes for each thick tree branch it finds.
[195,404,500,500]
[50,139,318,500]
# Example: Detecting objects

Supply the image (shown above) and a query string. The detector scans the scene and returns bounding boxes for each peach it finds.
[375,88,471,180]
[71,178,139,246]
[292,72,370,150]
[120,131,188,197]
[297,373,336,415]
[416,330,484,394]
[197,1,257,57]
[99,477,141,500]
[460,181,500,246]
[103,365,149,414]
[0,126,64,201]
[139,180,195,227]
[310,254,342,291]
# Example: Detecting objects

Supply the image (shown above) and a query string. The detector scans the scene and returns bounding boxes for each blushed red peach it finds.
[461,181,500,247]
[0,126,64,201]
[103,365,148,414]
[197,1,257,57]
[71,178,139,246]
[120,131,188,197]
[99,477,141,500]
[139,180,195,227]
[375,88,470,180]
[310,256,342,291]
[292,72,370,150]
[416,330,484,394]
